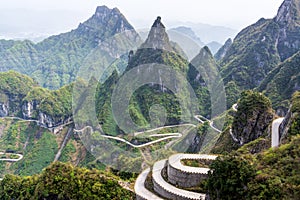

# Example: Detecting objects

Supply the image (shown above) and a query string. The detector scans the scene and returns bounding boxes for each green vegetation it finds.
[0,162,134,200]
[0,71,37,95]
[206,92,300,199]
[231,90,274,145]
[219,0,300,106]
[286,92,300,138]
[220,18,281,105]
[259,52,300,109]
[206,154,256,200]
[0,6,135,89]
[206,134,300,200]
[0,70,73,120]
[181,159,210,168]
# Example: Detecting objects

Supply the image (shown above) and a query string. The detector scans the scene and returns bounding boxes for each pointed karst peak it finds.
[152,16,165,28]
[94,5,123,20]
[191,46,214,66]
[142,16,172,50]
[275,0,300,26]
[200,46,213,58]
[95,5,110,14]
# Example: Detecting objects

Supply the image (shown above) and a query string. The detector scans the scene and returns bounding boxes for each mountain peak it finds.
[152,16,165,28]
[95,5,110,13]
[76,5,134,41]
[275,0,300,26]
[142,17,172,51]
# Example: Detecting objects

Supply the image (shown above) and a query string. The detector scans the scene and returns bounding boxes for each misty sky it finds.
[0,0,283,37]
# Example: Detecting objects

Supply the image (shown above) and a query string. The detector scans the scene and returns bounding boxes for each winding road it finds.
[0,152,23,181]
[0,152,23,162]
[74,126,184,148]
[74,114,223,149]
[0,116,73,130]
[194,115,222,133]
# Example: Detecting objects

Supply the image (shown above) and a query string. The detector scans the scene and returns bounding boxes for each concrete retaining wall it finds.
[152,160,205,200]
[135,168,163,200]
[167,163,209,188]
[167,154,217,188]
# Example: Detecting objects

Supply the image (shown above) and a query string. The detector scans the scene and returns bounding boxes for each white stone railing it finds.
[135,168,163,200]
[152,159,206,200]
[167,153,217,188]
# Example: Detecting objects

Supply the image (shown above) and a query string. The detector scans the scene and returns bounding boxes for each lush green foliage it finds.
[232,90,274,144]
[0,162,133,200]
[259,52,300,108]
[206,154,256,200]
[0,70,73,119]
[206,134,300,199]
[0,6,134,89]
[287,91,300,137]
[219,0,300,106]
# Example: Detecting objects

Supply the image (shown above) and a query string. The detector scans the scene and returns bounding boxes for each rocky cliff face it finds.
[279,91,300,143]
[232,91,275,146]
[258,51,300,111]
[219,0,300,106]
[96,17,196,136]
[0,71,73,129]
[275,0,300,61]
[214,38,232,61]
[0,102,9,117]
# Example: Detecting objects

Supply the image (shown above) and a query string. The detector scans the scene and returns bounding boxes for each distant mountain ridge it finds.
[0,6,137,89]
[219,0,300,107]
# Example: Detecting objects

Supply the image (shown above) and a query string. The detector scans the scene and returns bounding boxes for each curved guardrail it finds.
[152,159,206,200]
[167,154,217,188]
[135,168,164,200]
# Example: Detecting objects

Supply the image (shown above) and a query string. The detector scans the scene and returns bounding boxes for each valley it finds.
[0,0,299,199]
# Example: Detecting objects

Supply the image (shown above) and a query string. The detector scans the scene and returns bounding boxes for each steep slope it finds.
[206,41,222,55]
[96,17,194,136]
[231,90,274,146]
[169,26,205,47]
[188,47,220,118]
[278,91,300,142]
[214,38,232,61]
[0,71,72,127]
[207,134,300,199]
[206,92,300,200]
[220,0,300,106]
[258,51,300,108]
[275,0,300,60]
[0,162,133,199]
[0,6,138,89]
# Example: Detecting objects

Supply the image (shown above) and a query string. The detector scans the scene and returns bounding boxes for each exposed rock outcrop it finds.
[214,38,232,61]
[275,0,300,61]
[279,91,300,143]
[232,91,275,146]
[0,102,9,117]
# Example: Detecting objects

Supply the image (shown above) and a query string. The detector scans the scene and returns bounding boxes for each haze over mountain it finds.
[0,0,299,199]
[0,6,139,89]
[219,0,300,107]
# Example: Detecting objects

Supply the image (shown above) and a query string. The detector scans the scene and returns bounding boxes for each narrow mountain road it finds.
[0,152,23,162]
[232,103,238,112]
[0,153,23,181]
[74,126,184,148]
[74,114,222,149]
[194,115,222,133]
[133,123,196,137]
[0,117,73,130]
